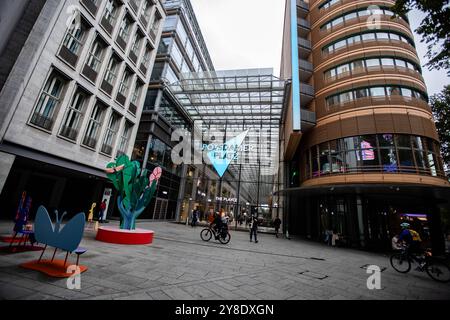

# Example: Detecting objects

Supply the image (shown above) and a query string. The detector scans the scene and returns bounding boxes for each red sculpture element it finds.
[96,226,154,245]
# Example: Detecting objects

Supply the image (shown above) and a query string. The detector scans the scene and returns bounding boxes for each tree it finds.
[391,0,450,75]
[430,85,450,173]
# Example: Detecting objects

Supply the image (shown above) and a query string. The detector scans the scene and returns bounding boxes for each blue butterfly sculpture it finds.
[34,206,85,252]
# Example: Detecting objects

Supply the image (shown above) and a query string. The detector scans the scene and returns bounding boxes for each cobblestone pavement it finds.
[0,221,449,300]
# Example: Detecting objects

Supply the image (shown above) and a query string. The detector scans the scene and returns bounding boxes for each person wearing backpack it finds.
[398,222,422,254]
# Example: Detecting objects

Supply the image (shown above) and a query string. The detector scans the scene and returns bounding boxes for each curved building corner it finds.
[280,0,450,253]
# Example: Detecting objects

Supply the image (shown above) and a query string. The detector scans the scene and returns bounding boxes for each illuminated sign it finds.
[206,130,249,177]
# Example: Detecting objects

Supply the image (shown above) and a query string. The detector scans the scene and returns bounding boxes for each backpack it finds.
[409,229,422,242]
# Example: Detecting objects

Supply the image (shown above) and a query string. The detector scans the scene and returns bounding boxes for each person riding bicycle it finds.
[211,212,225,237]
[397,222,423,255]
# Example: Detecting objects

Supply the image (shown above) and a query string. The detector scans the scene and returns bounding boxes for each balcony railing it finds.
[300,83,314,96]
[83,136,97,148]
[306,165,447,181]
[297,0,309,11]
[30,113,53,130]
[101,144,113,155]
[298,37,311,50]
[297,18,310,30]
[299,59,313,72]
[60,126,79,140]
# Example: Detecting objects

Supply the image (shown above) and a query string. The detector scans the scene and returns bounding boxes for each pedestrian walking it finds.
[191,207,199,227]
[98,199,107,223]
[273,216,281,238]
[249,214,258,243]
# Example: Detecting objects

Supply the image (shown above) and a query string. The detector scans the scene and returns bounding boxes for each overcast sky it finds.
[190,0,448,96]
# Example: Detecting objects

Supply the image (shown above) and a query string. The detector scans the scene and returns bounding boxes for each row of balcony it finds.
[296,0,315,131]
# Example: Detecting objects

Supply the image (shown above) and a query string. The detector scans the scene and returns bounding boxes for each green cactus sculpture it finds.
[105,155,162,230]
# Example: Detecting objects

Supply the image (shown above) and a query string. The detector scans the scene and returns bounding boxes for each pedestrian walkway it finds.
[0,221,448,300]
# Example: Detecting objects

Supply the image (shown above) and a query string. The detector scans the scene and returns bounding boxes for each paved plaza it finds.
[0,221,449,300]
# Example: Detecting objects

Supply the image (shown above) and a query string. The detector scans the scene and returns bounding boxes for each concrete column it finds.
[186,167,199,223]
[175,163,188,222]
[356,195,365,247]
[431,203,445,256]
[0,151,15,195]
[49,177,66,208]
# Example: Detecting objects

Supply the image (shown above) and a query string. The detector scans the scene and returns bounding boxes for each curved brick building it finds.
[280,0,450,252]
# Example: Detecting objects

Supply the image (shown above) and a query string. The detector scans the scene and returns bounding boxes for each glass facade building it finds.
[130,0,217,221]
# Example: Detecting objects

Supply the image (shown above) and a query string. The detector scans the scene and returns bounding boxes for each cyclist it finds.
[397,222,425,268]
[211,212,224,237]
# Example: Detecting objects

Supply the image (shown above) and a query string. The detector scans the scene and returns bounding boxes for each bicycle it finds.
[390,245,450,283]
[200,225,231,244]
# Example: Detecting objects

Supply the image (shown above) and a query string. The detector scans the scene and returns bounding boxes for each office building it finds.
[279,0,450,252]
[0,0,165,219]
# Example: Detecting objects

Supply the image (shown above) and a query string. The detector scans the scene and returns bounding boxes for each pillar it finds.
[0,151,15,195]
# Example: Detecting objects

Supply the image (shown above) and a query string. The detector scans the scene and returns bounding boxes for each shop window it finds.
[380,148,398,172]
[319,142,330,174]
[398,149,415,168]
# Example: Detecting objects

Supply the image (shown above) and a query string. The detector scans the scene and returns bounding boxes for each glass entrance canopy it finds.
[168,68,285,223]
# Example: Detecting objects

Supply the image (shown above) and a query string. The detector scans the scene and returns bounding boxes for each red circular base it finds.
[96,226,154,245]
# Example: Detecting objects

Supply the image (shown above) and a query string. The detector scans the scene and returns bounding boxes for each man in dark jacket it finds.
[249,215,258,243]
[273,217,281,238]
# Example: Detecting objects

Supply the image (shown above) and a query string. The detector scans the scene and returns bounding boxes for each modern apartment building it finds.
[0,0,165,220]
[280,0,450,252]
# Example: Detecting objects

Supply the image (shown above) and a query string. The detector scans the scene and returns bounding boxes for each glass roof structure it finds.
[169,68,285,127]
[168,68,285,210]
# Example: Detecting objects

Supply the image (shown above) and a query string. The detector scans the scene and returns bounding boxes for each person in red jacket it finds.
[99,199,107,223]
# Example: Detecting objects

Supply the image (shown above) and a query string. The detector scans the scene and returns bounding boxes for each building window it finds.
[118,69,132,97]
[86,38,106,72]
[149,11,162,40]
[30,71,67,130]
[305,134,445,179]
[104,55,119,85]
[83,102,105,148]
[130,80,142,106]
[59,89,88,140]
[62,19,87,56]
[119,15,132,40]
[326,85,428,108]
[103,0,119,27]
[140,0,153,25]
[101,112,121,155]
[116,122,132,157]
[323,31,414,55]
[150,61,164,81]
[324,56,421,81]
[130,31,143,57]
[319,0,340,10]
[141,45,152,67]
[320,7,406,31]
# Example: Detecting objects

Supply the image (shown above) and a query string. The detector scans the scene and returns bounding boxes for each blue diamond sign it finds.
[207,130,249,177]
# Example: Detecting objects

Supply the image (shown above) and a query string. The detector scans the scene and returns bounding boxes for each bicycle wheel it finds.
[200,228,212,242]
[425,260,450,283]
[218,231,231,244]
[390,253,411,273]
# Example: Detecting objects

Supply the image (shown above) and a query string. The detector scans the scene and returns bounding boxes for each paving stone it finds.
[0,221,449,300]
